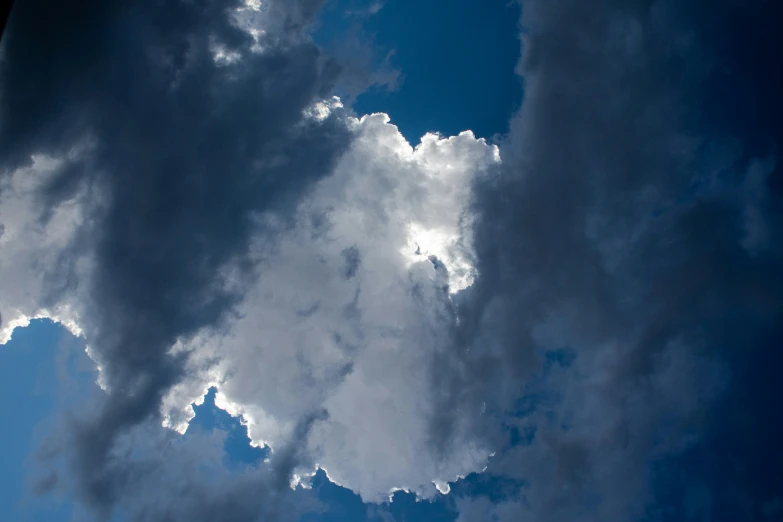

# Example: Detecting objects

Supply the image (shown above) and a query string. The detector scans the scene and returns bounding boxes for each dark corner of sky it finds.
[313,0,523,145]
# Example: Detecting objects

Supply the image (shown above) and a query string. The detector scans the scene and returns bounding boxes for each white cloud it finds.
[0,152,88,345]
[164,111,500,501]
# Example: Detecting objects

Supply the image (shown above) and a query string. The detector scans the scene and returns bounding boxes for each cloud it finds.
[433,0,783,520]
[2,0,781,520]
[0,0,351,517]
[161,112,501,502]
[0,153,87,344]
[1,0,501,513]
[455,496,525,522]
[1,102,503,514]
[38,409,326,522]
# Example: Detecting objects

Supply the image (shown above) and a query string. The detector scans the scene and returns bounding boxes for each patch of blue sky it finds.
[314,0,522,144]
[185,387,268,468]
[0,319,87,522]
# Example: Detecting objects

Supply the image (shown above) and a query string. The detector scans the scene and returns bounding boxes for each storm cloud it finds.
[437,0,783,520]
[1,0,351,517]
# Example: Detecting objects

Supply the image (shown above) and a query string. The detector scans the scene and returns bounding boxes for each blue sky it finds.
[314,0,522,142]
[0,320,87,522]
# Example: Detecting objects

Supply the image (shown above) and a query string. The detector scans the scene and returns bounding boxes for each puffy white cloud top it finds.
[165,111,500,501]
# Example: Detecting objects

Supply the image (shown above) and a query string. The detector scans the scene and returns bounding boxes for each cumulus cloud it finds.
[0,153,87,343]
[1,97,502,511]
[162,112,500,502]
[0,0,501,514]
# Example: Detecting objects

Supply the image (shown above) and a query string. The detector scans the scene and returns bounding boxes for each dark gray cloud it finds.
[0,0,351,519]
[39,411,326,522]
[436,0,783,520]
[0,1,14,43]
[341,245,361,279]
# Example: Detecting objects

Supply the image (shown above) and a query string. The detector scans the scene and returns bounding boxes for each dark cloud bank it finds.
[1,0,350,520]
[1,0,782,521]
[441,0,783,521]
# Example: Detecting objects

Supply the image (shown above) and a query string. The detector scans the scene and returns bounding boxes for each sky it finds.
[313,0,522,141]
[0,1,781,522]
